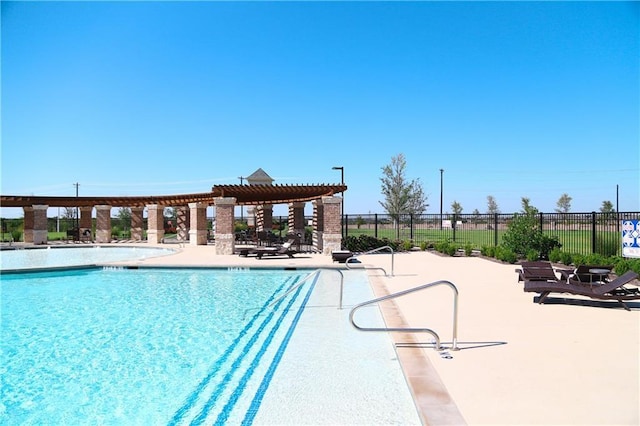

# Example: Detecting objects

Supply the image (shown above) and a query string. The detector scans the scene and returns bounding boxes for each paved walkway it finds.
[65,243,640,425]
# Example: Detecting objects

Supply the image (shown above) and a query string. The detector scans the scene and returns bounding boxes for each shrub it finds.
[525,249,539,261]
[548,248,562,263]
[420,241,428,251]
[464,243,473,256]
[495,246,517,264]
[559,251,573,266]
[481,245,496,258]
[571,254,586,267]
[502,211,561,259]
[343,235,400,253]
[111,226,121,238]
[402,240,414,251]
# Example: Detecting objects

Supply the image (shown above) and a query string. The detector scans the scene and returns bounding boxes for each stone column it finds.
[147,204,164,244]
[256,204,273,232]
[79,206,93,241]
[312,200,324,253]
[23,206,34,243]
[95,205,112,243]
[322,196,342,255]
[214,197,236,255]
[189,202,208,246]
[32,205,49,245]
[131,207,144,241]
[176,206,189,242]
[288,202,305,247]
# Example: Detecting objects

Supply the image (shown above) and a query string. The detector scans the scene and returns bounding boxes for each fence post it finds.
[494,213,498,247]
[539,212,544,233]
[591,211,597,254]
[345,214,348,239]
[410,214,414,241]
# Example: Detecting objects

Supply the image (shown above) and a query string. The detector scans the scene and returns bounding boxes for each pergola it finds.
[0,184,346,208]
[0,183,347,255]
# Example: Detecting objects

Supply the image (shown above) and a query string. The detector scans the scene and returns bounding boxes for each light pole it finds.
[238,176,245,223]
[439,169,444,230]
[332,166,344,236]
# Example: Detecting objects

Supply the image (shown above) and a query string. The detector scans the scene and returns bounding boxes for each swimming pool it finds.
[0,246,175,272]
[0,267,420,425]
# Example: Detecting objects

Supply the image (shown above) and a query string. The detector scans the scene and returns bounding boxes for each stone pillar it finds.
[176,206,189,242]
[189,202,208,245]
[32,205,49,245]
[321,196,342,255]
[214,197,236,255]
[246,206,255,227]
[312,199,324,253]
[95,205,112,243]
[288,202,306,246]
[256,204,273,232]
[131,207,144,241]
[79,206,93,241]
[147,204,164,244]
[23,206,34,243]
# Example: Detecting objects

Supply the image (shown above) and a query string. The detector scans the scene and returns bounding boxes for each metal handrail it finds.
[267,269,321,310]
[349,280,459,351]
[345,245,394,277]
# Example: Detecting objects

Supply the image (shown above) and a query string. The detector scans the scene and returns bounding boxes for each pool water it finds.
[1,268,312,424]
[0,246,175,271]
[1,267,421,425]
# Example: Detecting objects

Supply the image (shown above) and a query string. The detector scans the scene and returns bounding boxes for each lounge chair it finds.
[523,270,640,310]
[515,261,559,283]
[557,264,613,283]
[332,250,354,263]
[255,240,297,259]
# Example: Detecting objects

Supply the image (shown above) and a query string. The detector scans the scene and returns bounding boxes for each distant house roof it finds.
[246,168,274,185]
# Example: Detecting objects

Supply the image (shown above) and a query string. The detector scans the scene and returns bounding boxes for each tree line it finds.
[380,153,618,218]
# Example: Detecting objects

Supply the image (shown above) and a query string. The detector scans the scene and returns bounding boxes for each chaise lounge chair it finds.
[515,261,560,283]
[523,270,640,310]
[255,240,297,259]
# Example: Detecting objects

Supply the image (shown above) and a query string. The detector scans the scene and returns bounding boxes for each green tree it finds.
[599,200,615,213]
[472,208,481,228]
[379,153,428,221]
[451,201,463,222]
[117,207,132,231]
[486,195,500,214]
[599,200,616,221]
[555,193,572,213]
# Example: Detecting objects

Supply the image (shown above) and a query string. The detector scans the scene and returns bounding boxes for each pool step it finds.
[168,276,315,425]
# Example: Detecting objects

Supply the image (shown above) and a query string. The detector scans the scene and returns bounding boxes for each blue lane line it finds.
[167,276,296,425]
[241,273,319,425]
[192,282,306,425]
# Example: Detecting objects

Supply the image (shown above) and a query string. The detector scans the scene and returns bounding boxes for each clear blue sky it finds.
[2,1,638,219]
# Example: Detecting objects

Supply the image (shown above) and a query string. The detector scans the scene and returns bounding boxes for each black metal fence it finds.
[2,211,638,257]
[333,212,639,257]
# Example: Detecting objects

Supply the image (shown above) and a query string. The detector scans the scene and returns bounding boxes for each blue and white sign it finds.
[622,220,640,258]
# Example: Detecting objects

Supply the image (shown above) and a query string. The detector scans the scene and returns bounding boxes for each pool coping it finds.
[368,272,467,426]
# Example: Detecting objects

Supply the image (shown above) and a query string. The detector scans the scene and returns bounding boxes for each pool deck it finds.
[16,242,640,425]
